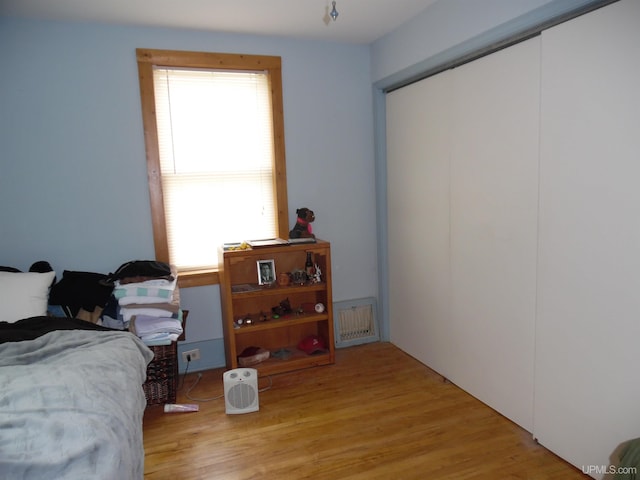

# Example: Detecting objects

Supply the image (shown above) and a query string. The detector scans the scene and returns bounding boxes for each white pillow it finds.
[0,271,56,323]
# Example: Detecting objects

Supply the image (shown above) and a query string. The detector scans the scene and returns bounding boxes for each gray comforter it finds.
[0,329,154,479]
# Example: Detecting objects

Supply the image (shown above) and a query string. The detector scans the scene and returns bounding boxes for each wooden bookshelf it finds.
[218,239,334,375]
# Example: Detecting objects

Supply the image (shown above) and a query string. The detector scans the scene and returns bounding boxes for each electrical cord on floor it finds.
[258,376,273,393]
[185,373,224,402]
[177,358,190,391]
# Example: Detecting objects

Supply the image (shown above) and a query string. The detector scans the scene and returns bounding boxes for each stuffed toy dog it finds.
[289,208,315,239]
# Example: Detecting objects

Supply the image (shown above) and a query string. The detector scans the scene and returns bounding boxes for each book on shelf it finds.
[242,237,317,249]
[246,238,289,248]
[287,237,316,244]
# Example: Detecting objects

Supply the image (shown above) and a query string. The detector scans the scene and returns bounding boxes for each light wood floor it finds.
[143,342,588,479]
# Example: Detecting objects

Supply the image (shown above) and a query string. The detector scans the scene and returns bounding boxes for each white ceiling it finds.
[0,0,440,45]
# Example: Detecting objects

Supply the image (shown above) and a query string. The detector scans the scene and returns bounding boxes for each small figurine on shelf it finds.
[290,269,307,285]
[271,298,293,317]
[289,208,316,239]
[312,264,322,284]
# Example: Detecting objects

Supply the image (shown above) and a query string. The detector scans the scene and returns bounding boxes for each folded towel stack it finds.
[100,261,183,345]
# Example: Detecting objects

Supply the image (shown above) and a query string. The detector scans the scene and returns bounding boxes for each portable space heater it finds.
[223,368,259,414]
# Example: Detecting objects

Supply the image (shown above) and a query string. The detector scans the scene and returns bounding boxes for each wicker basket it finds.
[143,343,178,405]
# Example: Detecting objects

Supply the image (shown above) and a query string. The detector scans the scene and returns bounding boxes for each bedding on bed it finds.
[0,315,116,344]
[0,317,154,480]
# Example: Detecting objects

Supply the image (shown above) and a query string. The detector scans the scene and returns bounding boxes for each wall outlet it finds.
[182,349,200,362]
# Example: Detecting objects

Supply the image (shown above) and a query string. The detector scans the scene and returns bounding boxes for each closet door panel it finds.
[535,0,640,474]
[449,38,540,431]
[386,70,453,376]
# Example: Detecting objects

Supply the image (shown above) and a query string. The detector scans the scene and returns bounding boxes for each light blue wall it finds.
[371,0,611,85]
[371,0,555,84]
[0,17,378,369]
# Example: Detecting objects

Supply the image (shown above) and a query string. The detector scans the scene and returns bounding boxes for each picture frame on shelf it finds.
[257,259,276,285]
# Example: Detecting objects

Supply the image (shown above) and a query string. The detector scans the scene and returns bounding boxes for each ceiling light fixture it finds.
[330,1,339,21]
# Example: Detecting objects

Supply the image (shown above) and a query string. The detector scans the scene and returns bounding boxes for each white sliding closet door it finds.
[386,37,540,432]
[386,70,453,377]
[448,37,540,431]
[535,0,640,474]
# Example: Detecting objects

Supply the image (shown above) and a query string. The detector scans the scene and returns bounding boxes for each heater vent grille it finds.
[334,298,379,348]
[227,383,256,410]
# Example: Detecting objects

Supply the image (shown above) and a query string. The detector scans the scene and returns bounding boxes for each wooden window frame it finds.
[136,49,289,287]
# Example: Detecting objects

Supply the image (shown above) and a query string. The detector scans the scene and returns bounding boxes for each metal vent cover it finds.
[334,297,379,348]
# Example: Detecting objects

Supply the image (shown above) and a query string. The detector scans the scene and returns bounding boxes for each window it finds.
[137,49,289,287]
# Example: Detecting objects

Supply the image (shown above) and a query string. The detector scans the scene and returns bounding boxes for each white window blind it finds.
[153,67,277,271]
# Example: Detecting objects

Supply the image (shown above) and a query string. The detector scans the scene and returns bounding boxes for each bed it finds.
[0,270,154,480]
